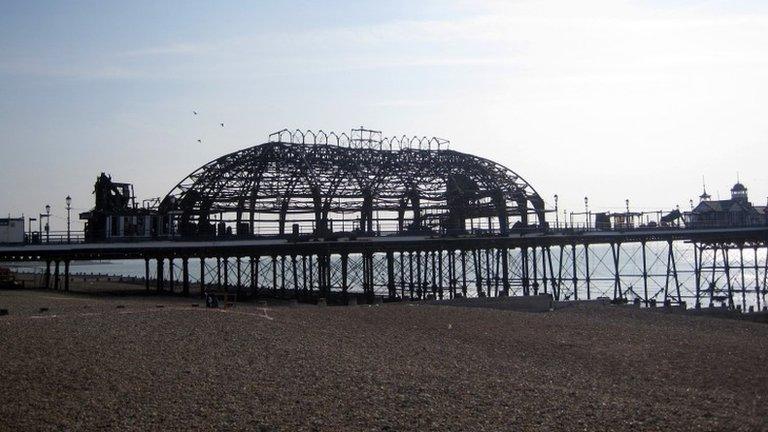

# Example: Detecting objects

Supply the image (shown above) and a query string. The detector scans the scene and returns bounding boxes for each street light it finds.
[66,195,72,244]
[44,204,51,243]
[554,194,559,228]
[584,196,589,228]
[625,199,630,229]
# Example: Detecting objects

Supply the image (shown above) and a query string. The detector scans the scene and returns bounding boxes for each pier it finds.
[2,128,766,310]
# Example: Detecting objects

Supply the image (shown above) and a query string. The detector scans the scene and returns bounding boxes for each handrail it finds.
[14,220,768,247]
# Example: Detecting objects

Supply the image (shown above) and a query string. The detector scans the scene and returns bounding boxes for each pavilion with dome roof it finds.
[687,181,766,228]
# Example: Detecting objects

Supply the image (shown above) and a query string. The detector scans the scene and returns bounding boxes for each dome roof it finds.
[731,182,747,192]
[160,140,546,233]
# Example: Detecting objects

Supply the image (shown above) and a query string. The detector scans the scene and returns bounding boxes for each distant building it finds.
[79,173,159,241]
[0,217,24,244]
[687,182,767,228]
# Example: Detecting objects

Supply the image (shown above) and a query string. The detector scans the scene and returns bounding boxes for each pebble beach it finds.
[1,289,767,431]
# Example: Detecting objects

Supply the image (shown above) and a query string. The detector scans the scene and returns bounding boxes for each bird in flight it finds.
[220,122,225,127]
[197,139,202,143]
[193,111,198,115]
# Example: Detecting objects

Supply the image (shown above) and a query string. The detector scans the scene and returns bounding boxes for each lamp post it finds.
[625,199,630,229]
[554,194,559,228]
[44,204,50,243]
[66,196,72,244]
[584,196,589,229]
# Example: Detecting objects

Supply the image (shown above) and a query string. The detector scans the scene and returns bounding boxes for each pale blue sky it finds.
[2,0,767,230]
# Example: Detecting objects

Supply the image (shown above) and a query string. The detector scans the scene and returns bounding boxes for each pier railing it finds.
[13,220,768,246]
[23,231,85,245]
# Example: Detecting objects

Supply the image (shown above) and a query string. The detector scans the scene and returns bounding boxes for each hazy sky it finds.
[1,0,767,230]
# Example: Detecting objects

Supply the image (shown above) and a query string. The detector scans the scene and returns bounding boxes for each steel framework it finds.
[159,128,546,237]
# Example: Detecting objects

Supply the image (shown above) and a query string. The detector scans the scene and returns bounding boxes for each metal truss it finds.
[160,128,546,237]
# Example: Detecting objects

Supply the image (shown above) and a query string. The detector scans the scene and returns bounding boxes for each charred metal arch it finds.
[160,129,547,238]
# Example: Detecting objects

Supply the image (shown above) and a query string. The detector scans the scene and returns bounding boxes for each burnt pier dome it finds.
[159,128,547,238]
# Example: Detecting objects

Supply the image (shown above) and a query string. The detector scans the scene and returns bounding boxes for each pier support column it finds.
[223,257,229,291]
[64,260,70,291]
[663,240,680,304]
[237,257,243,297]
[341,253,349,303]
[754,247,762,311]
[408,252,415,299]
[460,249,467,297]
[485,249,493,297]
[144,258,150,291]
[308,255,314,292]
[362,252,374,302]
[739,246,747,312]
[251,256,259,298]
[437,250,444,300]
[474,249,484,297]
[447,250,455,299]
[415,251,422,299]
[199,257,206,297]
[572,244,578,301]
[556,246,565,301]
[641,241,648,306]
[429,251,436,298]
[216,257,222,290]
[182,257,190,296]
[156,258,164,292]
[493,249,500,297]
[501,248,510,296]
[291,255,299,298]
[422,252,429,299]
[271,256,278,295]
[44,260,51,289]
[611,243,621,301]
[168,258,175,293]
[532,247,539,295]
[398,251,408,300]
[724,248,734,310]
[521,247,530,296]
[541,247,548,295]
[693,243,702,309]
[54,260,60,290]
[547,247,557,298]
[584,245,591,300]
[709,246,719,307]
[386,251,396,300]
